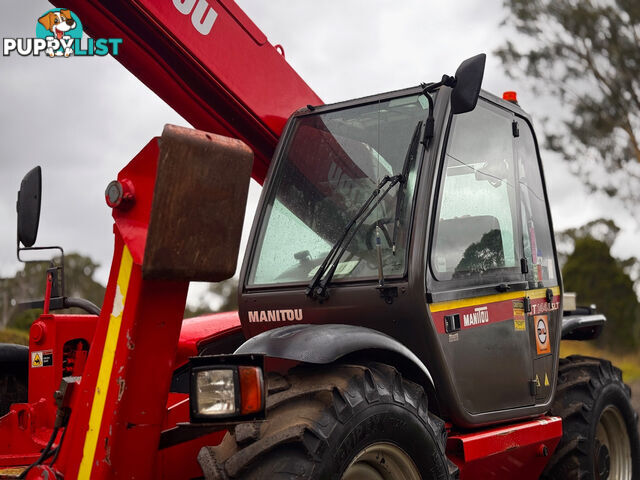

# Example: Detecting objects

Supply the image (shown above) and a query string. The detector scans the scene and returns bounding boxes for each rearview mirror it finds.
[451,53,486,115]
[17,166,42,248]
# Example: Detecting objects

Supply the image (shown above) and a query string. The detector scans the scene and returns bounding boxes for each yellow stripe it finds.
[77,246,133,479]
[429,286,560,313]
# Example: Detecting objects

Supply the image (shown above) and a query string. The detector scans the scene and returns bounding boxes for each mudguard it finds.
[0,343,28,364]
[561,314,606,341]
[235,324,434,389]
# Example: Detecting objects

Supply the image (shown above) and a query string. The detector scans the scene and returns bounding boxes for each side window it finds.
[517,119,557,286]
[432,102,520,283]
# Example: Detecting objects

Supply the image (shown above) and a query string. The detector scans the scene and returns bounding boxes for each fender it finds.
[0,343,28,364]
[561,313,606,341]
[235,324,435,391]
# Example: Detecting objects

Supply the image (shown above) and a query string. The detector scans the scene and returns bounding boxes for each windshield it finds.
[248,93,429,287]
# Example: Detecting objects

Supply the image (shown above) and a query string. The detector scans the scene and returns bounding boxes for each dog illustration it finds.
[38,10,77,57]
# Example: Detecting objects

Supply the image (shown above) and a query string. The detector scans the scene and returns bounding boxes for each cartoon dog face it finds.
[38,10,76,40]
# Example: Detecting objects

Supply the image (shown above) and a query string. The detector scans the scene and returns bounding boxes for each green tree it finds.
[496,0,640,213]
[562,236,640,351]
[1,253,106,331]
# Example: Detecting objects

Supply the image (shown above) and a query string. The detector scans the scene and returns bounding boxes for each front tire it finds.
[198,363,455,479]
[0,344,28,417]
[542,355,640,480]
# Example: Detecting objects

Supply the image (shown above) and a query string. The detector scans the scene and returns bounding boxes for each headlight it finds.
[196,369,236,415]
[189,355,265,423]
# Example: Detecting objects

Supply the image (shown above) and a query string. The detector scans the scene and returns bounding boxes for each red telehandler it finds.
[1,1,638,479]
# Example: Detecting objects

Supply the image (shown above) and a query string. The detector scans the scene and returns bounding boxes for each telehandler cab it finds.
[0,4,638,479]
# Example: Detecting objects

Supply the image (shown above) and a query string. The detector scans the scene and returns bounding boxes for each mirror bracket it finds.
[16,245,66,298]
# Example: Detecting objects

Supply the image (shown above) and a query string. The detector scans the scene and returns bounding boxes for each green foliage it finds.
[9,309,43,331]
[562,236,640,351]
[456,229,505,275]
[1,253,106,331]
[496,0,640,213]
[555,218,639,284]
[0,328,30,345]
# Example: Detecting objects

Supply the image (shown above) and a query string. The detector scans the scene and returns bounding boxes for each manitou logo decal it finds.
[2,8,122,58]
[173,0,218,36]
[248,309,303,323]
[463,306,489,327]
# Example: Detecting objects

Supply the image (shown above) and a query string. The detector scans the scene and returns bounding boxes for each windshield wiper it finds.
[391,120,423,254]
[306,174,403,301]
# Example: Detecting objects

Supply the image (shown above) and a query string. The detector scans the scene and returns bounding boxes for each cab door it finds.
[427,98,534,414]
[515,116,561,405]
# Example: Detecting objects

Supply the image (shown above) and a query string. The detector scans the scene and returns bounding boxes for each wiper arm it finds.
[391,120,423,254]
[306,174,403,300]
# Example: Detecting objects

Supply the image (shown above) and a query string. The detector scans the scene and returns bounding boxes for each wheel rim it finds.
[342,442,421,480]
[594,405,632,480]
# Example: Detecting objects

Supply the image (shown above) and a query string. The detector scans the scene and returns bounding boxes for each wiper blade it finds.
[391,120,423,254]
[306,174,403,300]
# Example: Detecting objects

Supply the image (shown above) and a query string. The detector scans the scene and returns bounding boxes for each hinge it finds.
[512,120,520,138]
[529,379,538,396]
[524,296,531,313]
[546,288,553,304]
[377,286,398,305]
[520,257,528,274]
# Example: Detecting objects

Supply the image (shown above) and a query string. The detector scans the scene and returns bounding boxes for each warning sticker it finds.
[535,315,551,355]
[544,372,550,387]
[31,350,53,368]
[513,300,526,331]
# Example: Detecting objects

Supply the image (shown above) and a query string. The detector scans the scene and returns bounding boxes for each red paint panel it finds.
[447,416,562,480]
[28,314,97,406]
[175,311,241,367]
[431,298,518,334]
[431,294,561,334]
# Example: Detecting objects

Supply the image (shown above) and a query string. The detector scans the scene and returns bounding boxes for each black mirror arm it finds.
[19,297,100,316]
[420,75,456,149]
[16,245,66,297]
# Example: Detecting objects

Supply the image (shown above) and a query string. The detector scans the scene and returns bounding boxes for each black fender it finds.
[0,343,29,364]
[235,324,436,401]
[561,314,606,341]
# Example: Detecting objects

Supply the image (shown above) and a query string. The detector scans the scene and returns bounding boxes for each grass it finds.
[560,340,640,383]
[0,328,29,346]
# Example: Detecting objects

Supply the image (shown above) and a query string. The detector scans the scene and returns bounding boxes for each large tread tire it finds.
[198,363,457,480]
[0,344,28,417]
[542,355,640,480]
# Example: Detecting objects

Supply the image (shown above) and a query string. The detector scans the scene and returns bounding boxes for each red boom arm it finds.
[48,0,323,183]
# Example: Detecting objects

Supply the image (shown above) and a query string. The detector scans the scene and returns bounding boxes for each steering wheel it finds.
[365,218,394,250]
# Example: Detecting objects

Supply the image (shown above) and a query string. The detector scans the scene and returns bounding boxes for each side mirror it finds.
[17,166,42,248]
[451,53,486,115]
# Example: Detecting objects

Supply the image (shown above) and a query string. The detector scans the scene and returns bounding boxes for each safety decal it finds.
[534,374,541,388]
[31,350,53,367]
[535,314,551,355]
[544,372,550,387]
[513,300,526,331]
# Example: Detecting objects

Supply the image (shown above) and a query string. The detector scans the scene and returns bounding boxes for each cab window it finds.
[516,118,557,287]
[432,101,520,283]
